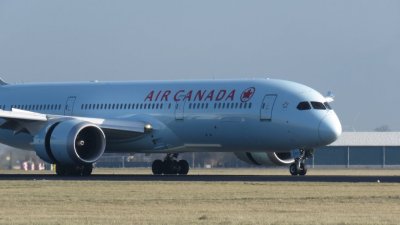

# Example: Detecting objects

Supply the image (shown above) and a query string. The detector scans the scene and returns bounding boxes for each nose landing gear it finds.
[152,153,189,175]
[289,149,313,176]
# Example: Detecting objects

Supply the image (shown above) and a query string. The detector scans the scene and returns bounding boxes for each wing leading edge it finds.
[0,108,147,136]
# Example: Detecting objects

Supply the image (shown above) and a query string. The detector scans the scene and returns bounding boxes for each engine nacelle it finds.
[33,119,106,165]
[234,152,294,166]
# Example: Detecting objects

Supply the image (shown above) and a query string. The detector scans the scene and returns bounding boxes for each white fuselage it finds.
[0,79,341,154]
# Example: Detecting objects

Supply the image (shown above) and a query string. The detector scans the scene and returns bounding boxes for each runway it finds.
[0,174,399,182]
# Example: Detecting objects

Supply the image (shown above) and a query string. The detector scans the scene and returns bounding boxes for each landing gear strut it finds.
[55,163,93,176]
[152,153,189,175]
[289,149,313,176]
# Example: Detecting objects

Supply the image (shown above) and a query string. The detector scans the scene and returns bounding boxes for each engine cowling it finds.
[33,119,106,165]
[234,152,294,166]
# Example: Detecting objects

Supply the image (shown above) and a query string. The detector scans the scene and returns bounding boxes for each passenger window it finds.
[297,102,311,110]
[311,101,326,110]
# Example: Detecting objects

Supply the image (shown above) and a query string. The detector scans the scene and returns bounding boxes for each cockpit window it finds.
[297,102,311,110]
[324,102,332,110]
[311,101,326,110]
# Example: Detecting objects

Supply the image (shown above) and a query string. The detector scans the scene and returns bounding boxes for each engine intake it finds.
[33,119,106,165]
[234,151,294,166]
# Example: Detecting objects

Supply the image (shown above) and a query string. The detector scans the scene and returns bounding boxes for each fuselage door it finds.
[175,97,186,120]
[64,96,76,116]
[260,94,277,120]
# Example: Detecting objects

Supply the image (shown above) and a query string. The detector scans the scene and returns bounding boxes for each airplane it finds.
[0,78,341,176]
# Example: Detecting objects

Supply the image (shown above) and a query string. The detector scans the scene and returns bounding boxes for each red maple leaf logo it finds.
[240,87,255,102]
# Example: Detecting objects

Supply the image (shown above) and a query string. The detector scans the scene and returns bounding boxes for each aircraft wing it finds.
[0,108,146,137]
[0,108,48,121]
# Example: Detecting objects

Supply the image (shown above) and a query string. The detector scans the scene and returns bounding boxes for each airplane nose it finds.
[318,112,342,145]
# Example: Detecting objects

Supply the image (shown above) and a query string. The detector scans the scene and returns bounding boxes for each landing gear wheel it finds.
[152,160,164,175]
[288,149,313,176]
[151,154,190,175]
[164,160,179,175]
[298,164,307,176]
[178,160,189,175]
[55,164,94,176]
[289,163,298,176]
[55,164,67,176]
[82,164,93,176]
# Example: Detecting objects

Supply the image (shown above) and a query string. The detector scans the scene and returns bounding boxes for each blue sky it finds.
[0,1,399,131]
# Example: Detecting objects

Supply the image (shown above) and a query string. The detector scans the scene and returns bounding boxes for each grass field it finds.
[0,168,400,225]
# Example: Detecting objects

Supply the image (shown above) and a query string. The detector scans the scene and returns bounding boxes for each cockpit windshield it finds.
[311,101,326,110]
[297,101,332,111]
[324,102,332,110]
[297,102,311,110]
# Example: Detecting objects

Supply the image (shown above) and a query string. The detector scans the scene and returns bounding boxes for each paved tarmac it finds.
[0,174,399,183]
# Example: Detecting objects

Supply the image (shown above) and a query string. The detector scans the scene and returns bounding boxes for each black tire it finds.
[178,160,189,175]
[55,164,67,176]
[82,164,93,176]
[152,160,164,175]
[289,163,298,176]
[298,164,307,176]
[164,160,179,175]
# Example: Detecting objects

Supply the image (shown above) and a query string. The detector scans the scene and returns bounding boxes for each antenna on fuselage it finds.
[325,91,335,102]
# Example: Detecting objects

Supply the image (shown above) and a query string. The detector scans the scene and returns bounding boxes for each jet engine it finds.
[234,152,294,166]
[33,119,106,165]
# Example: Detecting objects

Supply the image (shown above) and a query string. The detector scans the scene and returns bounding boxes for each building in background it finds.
[312,132,400,168]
